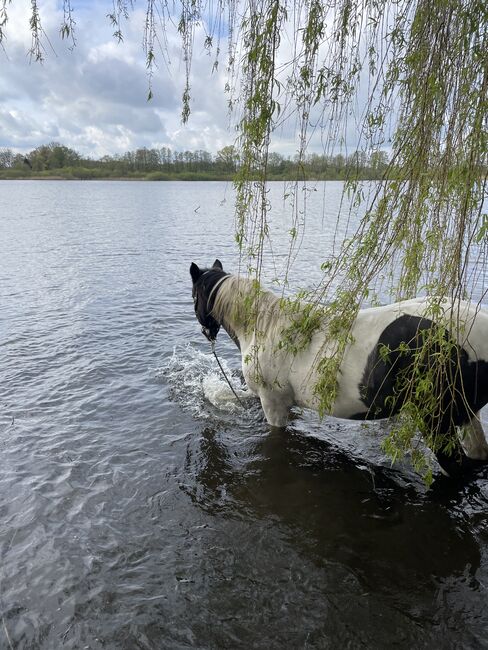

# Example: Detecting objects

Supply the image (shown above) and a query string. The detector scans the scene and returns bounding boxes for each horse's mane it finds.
[212,275,291,337]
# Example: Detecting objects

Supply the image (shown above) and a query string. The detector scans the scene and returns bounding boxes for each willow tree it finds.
[3,0,487,480]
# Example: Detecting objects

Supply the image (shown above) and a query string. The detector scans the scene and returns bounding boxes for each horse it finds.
[190,259,488,477]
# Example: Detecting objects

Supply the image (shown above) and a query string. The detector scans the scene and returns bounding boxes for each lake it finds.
[1,180,488,649]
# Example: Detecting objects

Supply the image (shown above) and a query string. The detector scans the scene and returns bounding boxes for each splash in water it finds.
[156,344,253,417]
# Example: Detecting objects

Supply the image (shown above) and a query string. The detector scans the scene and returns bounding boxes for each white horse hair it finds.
[190,259,488,477]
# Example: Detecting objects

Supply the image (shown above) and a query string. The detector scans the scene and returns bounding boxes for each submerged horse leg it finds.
[435,415,488,477]
[434,436,475,477]
[259,390,293,428]
[460,412,488,461]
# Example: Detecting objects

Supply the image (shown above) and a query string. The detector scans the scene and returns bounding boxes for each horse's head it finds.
[190,259,227,342]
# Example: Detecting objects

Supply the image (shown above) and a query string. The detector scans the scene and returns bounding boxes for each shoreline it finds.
[0,173,386,182]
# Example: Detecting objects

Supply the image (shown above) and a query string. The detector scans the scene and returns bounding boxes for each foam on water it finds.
[201,373,250,411]
[156,343,254,418]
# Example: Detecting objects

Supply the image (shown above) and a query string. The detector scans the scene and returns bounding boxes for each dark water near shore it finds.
[1,180,488,649]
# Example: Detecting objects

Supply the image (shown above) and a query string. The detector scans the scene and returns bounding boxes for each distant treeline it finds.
[0,142,390,181]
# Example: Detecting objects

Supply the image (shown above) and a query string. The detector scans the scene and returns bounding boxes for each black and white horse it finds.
[190,259,488,476]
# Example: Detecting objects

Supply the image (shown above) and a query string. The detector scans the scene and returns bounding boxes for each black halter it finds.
[193,270,228,342]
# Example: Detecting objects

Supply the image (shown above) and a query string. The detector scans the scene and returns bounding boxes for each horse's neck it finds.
[219,298,251,351]
[214,277,257,350]
[214,276,281,352]
[221,321,242,350]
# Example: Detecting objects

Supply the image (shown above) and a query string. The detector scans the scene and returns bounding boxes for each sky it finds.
[0,1,386,159]
[0,0,243,158]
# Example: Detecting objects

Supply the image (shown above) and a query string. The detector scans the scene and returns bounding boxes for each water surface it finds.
[1,180,488,649]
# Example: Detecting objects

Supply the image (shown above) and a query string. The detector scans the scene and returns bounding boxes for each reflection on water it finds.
[1,180,487,649]
[184,425,487,647]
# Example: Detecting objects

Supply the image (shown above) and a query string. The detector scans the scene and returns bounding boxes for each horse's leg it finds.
[460,412,488,460]
[435,420,488,477]
[434,437,474,478]
[259,390,293,428]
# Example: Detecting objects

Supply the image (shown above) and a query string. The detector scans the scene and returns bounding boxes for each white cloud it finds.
[0,0,236,157]
[0,1,384,159]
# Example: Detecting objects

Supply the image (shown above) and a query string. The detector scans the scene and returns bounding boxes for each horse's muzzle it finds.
[202,325,219,342]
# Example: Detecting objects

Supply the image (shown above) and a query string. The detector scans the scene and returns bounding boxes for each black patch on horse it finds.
[355,313,488,474]
[357,315,487,421]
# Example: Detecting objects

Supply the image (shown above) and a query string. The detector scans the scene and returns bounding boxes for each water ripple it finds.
[1,181,487,649]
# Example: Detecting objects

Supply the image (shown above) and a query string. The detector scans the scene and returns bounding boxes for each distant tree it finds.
[145,148,161,170]
[134,148,148,171]
[0,148,14,168]
[369,150,389,175]
[172,150,183,171]
[5,154,27,169]
[99,155,114,165]
[29,145,49,171]
[267,152,285,172]
[159,147,172,169]
[182,150,194,169]
[195,149,212,171]
[28,142,81,170]
[215,145,239,171]
[331,154,345,174]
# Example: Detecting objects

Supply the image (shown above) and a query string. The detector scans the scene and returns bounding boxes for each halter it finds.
[195,273,229,342]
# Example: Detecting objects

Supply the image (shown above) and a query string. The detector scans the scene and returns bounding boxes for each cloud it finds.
[0,1,383,159]
[0,0,236,157]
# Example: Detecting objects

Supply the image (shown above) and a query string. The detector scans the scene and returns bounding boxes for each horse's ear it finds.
[213,259,223,270]
[190,262,201,282]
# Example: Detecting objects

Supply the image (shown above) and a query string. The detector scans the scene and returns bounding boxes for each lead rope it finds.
[210,341,246,408]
